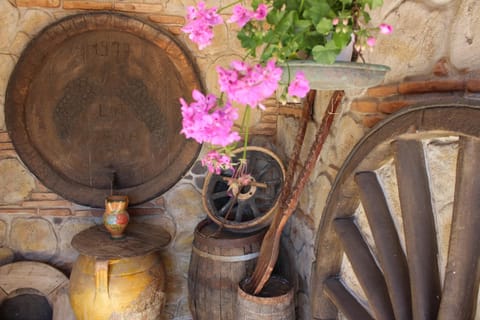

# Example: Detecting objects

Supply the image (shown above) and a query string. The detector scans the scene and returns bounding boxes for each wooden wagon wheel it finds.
[203,146,285,233]
[311,100,480,319]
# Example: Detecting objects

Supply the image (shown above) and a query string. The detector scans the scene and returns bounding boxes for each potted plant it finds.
[179,0,391,229]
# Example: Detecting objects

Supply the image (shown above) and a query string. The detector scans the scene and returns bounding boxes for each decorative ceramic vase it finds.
[103,195,130,239]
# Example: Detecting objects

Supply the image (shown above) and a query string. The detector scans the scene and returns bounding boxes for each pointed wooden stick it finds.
[245,90,345,295]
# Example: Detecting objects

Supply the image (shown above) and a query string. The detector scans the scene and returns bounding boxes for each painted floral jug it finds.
[103,195,130,239]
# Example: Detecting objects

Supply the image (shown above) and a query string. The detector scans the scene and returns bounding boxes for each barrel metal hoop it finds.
[192,247,259,262]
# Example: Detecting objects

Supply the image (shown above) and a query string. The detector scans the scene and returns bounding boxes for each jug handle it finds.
[94,259,109,297]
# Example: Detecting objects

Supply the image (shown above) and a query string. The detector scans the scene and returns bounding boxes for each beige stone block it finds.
[163,183,204,235]
[0,158,36,204]
[10,217,57,260]
[364,1,451,83]
[0,55,15,99]
[0,220,6,246]
[19,10,54,37]
[56,218,96,265]
[309,173,333,228]
[0,1,19,52]
[0,247,14,266]
[449,0,480,71]
[8,30,31,58]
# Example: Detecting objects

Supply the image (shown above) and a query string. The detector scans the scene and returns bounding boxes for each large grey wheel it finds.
[312,100,480,319]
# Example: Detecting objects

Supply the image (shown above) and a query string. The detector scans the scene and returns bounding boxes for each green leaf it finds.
[294,19,312,32]
[312,41,341,64]
[267,9,285,25]
[332,31,351,48]
[316,17,333,34]
[303,1,331,24]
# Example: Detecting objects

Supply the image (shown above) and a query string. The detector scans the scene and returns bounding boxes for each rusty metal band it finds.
[192,246,259,262]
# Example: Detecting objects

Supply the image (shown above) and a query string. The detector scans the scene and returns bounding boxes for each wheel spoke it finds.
[218,197,236,217]
[334,218,395,320]
[324,277,374,320]
[211,190,229,200]
[355,171,412,320]
[438,137,480,320]
[248,200,261,218]
[393,139,441,320]
[235,201,246,222]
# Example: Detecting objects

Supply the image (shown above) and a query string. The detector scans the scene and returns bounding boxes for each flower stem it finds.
[217,0,243,14]
[240,106,251,161]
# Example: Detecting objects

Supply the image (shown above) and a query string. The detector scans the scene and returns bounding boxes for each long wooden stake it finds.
[246,90,345,295]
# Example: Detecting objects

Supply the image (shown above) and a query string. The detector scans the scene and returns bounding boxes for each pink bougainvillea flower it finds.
[379,23,393,34]
[201,150,234,174]
[181,1,223,49]
[180,90,240,146]
[366,36,376,47]
[228,4,254,27]
[287,72,310,98]
[253,4,268,20]
[217,59,282,109]
[228,3,268,27]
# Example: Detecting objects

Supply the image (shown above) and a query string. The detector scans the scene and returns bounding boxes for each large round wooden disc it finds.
[5,13,202,207]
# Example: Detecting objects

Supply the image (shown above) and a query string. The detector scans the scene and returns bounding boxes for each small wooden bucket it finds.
[236,275,295,320]
[188,219,265,319]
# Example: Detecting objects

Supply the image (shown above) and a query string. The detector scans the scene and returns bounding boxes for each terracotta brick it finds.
[74,209,102,217]
[366,84,399,98]
[39,208,72,216]
[63,0,113,10]
[277,106,303,118]
[148,15,185,25]
[398,80,465,95]
[378,99,411,114]
[262,106,279,115]
[350,99,379,113]
[0,150,18,159]
[0,142,14,150]
[466,79,480,92]
[260,114,278,123]
[22,200,72,208]
[13,0,60,7]
[166,26,183,36]
[30,192,60,201]
[0,208,37,215]
[362,114,386,128]
[0,132,11,143]
[35,181,52,193]
[250,128,276,136]
[114,2,163,13]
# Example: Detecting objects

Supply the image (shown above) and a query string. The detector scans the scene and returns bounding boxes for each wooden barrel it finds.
[69,225,169,320]
[188,219,265,319]
[236,275,295,320]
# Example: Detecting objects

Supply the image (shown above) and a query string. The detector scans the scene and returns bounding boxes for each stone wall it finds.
[1,0,480,318]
